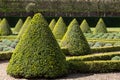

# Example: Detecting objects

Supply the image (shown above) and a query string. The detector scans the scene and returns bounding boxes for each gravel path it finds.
[1,61,120,80]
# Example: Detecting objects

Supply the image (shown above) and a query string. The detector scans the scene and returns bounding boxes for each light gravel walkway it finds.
[1,61,120,80]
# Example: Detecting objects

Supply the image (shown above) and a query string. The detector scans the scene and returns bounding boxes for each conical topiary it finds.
[53,17,67,39]
[80,19,91,33]
[17,16,31,39]
[7,13,68,78]
[60,19,91,56]
[93,18,108,34]
[49,19,56,31]
[0,18,12,36]
[14,19,23,33]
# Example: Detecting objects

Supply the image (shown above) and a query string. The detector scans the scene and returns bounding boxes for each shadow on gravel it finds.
[0,60,9,64]
[58,73,94,79]
[25,73,94,80]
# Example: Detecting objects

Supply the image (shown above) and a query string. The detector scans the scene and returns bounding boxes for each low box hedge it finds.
[67,60,120,73]
[0,35,17,40]
[87,38,120,42]
[62,46,120,55]
[1,50,120,61]
[66,52,120,61]
[91,46,120,53]
[0,51,13,60]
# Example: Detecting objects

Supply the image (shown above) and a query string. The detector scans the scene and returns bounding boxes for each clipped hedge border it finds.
[67,60,120,73]
[0,36,17,40]
[0,47,120,60]
[91,46,120,53]
[66,52,120,61]
[1,51,120,73]
[88,40,119,43]
[0,51,13,60]
[87,38,120,42]
[1,50,120,61]
[62,46,120,55]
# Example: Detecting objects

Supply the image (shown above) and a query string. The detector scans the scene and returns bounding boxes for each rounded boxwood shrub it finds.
[60,19,91,56]
[14,19,23,33]
[111,56,120,60]
[14,39,19,43]
[88,42,94,47]
[80,19,91,33]
[0,18,12,36]
[53,17,67,39]
[7,13,68,78]
[49,19,56,31]
[3,47,14,51]
[2,39,12,46]
[17,16,31,39]
[10,42,17,48]
[93,18,108,34]
[92,42,103,48]
[104,43,113,47]
[0,45,3,51]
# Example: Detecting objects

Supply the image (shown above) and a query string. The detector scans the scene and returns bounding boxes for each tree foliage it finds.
[0,0,120,17]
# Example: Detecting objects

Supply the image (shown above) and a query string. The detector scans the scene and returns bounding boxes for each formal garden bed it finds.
[0,13,120,79]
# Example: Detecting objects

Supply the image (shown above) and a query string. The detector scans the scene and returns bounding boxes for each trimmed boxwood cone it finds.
[60,19,91,56]
[7,13,68,78]
[93,18,108,34]
[49,19,56,31]
[14,19,23,33]
[53,17,67,39]
[80,19,91,33]
[17,16,31,39]
[0,18,12,36]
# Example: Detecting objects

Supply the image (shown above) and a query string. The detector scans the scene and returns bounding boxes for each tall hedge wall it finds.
[1,17,120,28]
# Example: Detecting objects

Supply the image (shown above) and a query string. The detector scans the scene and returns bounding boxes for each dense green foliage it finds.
[80,19,91,33]
[17,16,31,39]
[14,19,23,33]
[67,60,120,73]
[60,19,91,56]
[0,18,12,36]
[7,13,68,78]
[53,17,67,39]
[93,18,108,34]
[49,19,56,31]
[67,52,120,61]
